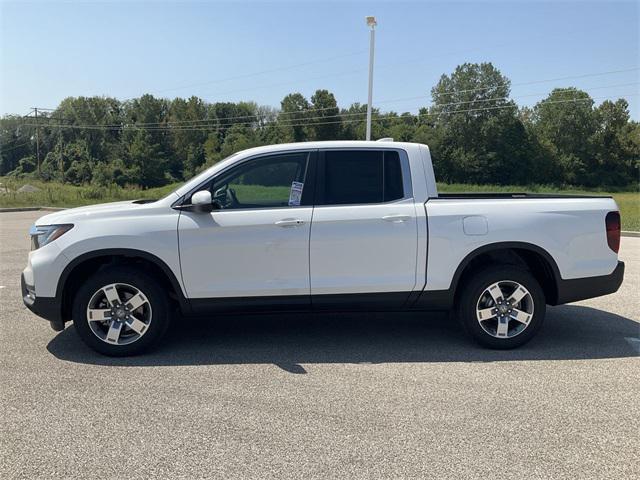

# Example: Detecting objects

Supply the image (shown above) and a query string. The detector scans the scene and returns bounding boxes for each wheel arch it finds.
[58,249,191,320]
[450,242,562,305]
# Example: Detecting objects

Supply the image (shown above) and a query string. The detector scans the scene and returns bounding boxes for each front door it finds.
[310,149,418,309]
[178,150,315,311]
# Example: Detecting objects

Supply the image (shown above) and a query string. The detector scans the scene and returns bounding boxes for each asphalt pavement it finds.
[1,211,638,479]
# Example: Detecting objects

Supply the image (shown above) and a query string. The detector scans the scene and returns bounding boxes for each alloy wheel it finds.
[475,280,534,339]
[86,283,152,345]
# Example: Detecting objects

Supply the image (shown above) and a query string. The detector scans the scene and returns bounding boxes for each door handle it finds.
[382,214,411,223]
[275,219,305,227]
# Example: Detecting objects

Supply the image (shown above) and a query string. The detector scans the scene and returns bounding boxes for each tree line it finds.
[1,62,638,189]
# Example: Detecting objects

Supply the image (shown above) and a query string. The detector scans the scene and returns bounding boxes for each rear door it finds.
[309,149,418,309]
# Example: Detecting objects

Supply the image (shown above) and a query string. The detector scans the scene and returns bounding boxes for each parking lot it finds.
[0,210,638,479]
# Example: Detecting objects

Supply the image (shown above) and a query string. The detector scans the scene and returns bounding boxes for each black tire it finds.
[72,266,171,356]
[456,266,546,349]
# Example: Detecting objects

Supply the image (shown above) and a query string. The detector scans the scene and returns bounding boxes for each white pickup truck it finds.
[22,141,624,355]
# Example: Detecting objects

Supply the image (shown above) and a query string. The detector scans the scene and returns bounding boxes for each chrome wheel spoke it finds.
[105,320,123,344]
[477,307,497,321]
[125,315,148,336]
[87,309,111,322]
[510,307,532,325]
[125,292,148,311]
[496,317,509,337]
[102,285,122,306]
[486,283,505,304]
[507,286,528,305]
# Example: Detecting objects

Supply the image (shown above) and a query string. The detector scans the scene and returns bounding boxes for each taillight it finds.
[605,211,621,253]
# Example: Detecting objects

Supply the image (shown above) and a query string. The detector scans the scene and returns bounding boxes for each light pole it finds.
[365,16,377,141]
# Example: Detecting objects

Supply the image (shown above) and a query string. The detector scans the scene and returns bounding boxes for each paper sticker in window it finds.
[288,181,304,206]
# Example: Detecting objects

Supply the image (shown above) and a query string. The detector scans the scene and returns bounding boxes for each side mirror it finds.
[191,190,213,213]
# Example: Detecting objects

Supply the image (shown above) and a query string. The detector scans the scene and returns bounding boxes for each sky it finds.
[1,0,638,119]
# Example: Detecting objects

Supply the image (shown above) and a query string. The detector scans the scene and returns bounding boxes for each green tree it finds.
[532,88,597,185]
[0,115,33,175]
[54,96,124,162]
[280,93,310,142]
[387,113,418,142]
[219,124,259,158]
[431,62,511,116]
[430,62,533,184]
[212,101,257,140]
[202,132,222,168]
[309,89,341,141]
[339,103,368,140]
[128,130,167,187]
[589,99,636,186]
[169,96,209,178]
[0,74,637,190]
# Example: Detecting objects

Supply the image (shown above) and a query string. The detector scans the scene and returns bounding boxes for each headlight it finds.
[29,224,74,250]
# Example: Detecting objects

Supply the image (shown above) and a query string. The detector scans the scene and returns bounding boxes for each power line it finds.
[19,93,637,133]
[158,65,640,108]
[201,67,366,98]
[378,78,640,107]
[431,67,639,98]
[166,81,640,126]
[30,83,639,131]
[127,50,368,99]
[128,37,551,100]
[131,65,640,122]
[26,66,639,127]
[136,41,512,99]
[23,83,638,131]
[0,141,31,153]
[394,82,639,111]
[189,93,640,130]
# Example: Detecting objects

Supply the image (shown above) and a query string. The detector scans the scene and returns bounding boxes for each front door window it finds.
[207,152,310,210]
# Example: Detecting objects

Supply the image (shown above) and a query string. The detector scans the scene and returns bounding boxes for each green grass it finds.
[1,177,638,231]
[230,183,291,203]
[0,177,182,209]
[612,193,640,231]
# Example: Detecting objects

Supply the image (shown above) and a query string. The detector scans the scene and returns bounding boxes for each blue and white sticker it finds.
[288,181,304,206]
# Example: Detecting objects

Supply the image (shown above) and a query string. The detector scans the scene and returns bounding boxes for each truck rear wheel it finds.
[72,266,171,356]
[457,266,545,349]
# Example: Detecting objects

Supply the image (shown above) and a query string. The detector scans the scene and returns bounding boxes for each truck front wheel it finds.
[71,266,171,356]
[457,266,546,349]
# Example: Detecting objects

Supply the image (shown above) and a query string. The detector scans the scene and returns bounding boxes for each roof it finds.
[235,140,423,156]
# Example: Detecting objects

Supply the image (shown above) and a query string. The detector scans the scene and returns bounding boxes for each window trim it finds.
[314,148,413,207]
[176,150,318,211]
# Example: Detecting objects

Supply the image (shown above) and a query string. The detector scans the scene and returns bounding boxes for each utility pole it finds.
[33,107,41,175]
[365,16,377,141]
[59,136,64,183]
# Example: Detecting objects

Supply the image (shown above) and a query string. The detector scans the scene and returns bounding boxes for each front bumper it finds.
[555,261,625,305]
[21,273,65,331]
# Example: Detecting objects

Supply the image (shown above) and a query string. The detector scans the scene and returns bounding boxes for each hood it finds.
[35,200,153,225]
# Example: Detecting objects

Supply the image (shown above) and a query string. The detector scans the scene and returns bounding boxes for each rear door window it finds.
[319,150,405,205]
